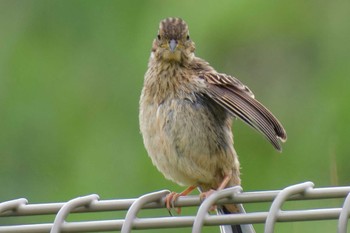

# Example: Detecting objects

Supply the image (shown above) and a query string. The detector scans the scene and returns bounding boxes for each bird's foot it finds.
[165,185,196,215]
[198,174,234,212]
[199,189,215,200]
[199,189,217,212]
[165,192,182,215]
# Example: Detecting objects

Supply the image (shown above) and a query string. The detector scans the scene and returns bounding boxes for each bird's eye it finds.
[186,35,190,40]
[157,34,161,40]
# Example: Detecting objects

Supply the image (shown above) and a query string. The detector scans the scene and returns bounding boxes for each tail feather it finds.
[217,204,256,233]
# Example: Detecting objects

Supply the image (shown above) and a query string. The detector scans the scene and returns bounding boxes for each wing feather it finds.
[201,72,287,151]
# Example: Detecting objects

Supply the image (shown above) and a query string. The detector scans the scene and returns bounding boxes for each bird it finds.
[139,17,287,232]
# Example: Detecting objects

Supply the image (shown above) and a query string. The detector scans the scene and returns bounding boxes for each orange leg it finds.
[218,173,232,190]
[199,174,233,212]
[200,173,232,200]
[165,185,196,214]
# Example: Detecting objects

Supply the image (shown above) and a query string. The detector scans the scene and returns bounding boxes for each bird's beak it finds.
[169,39,177,52]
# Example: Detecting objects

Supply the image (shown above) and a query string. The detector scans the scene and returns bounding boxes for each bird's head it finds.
[151,17,195,63]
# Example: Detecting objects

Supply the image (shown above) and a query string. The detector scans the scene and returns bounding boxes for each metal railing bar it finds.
[265,182,314,233]
[51,194,100,233]
[121,190,170,233]
[0,199,28,215]
[0,223,52,233]
[1,186,350,218]
[134,208,342,228]
[0,207,344,232]
[338,192,350,233]
[231,186,350,203]
[192,186,243,233]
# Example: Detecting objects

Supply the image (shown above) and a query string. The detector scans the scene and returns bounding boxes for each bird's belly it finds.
[140,97,235,187]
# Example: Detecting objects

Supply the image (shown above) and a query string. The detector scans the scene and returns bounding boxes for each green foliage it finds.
[1,0,350,232]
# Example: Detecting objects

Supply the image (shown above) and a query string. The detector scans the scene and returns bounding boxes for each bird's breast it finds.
[140,89,236,186]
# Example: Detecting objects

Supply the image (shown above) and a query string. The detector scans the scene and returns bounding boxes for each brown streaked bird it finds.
[139,17,287,232]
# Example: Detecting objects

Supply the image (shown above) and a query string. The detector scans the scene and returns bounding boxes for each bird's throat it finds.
[162,50,182,62]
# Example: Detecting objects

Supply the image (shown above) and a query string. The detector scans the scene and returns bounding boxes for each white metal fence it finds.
[1,182,350,233]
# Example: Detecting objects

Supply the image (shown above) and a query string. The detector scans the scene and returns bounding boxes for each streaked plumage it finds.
[203,72,286,151]
[139,17,287,231]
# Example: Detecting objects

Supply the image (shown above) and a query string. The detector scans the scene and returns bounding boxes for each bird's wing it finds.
[201,72,287,151]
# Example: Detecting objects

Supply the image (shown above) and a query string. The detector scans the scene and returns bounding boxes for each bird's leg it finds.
[200,173,232,200]
[217,173,232,190]
[199,173,232,211]
[165,185,196,215]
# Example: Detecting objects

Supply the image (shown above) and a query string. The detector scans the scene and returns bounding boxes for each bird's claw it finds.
[199,189,217,212]
[199,189,215,201]
[165,192,182,215]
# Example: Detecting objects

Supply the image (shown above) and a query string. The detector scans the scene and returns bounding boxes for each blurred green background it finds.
[1,0,350,232]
